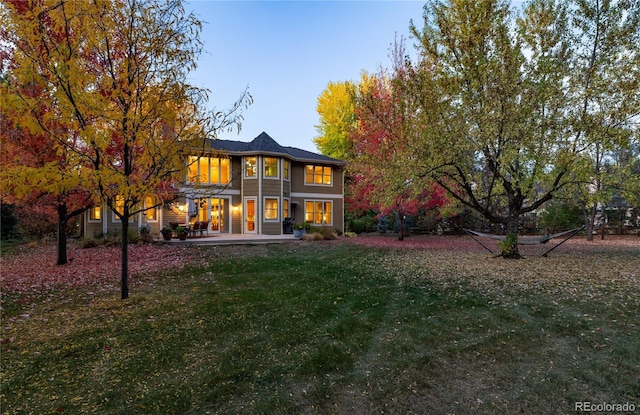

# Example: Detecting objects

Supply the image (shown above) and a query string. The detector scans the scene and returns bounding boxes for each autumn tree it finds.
[398,0,640,257]
[314,80,358,161]
[349,41,450,240]
[0,12,93,265]
[1,0,250,298]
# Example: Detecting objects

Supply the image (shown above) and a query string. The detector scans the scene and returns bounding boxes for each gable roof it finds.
[209,132,346,167]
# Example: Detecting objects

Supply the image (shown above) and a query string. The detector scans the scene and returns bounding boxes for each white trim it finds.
[291,192,344,199]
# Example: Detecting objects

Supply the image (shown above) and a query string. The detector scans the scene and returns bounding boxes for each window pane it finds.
[323,167,332,185]
[245,157,256,177]
[210,157,220,183]
[265,157,278,177]
[324,202,332,223]
[90,206,101,220]
[283,199,289,218]
[221,158,230,183]
[305,165,314,184]
[265,198,278,220]
[145,197,157,220]
[188,156,199,182]
[314,201,322,224]
[201,158,210,183]
[284,160,290,180]
[305,201,314,222]
[314,166,323,184]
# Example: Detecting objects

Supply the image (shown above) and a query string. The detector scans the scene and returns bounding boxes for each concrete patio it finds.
[161,233,300,246]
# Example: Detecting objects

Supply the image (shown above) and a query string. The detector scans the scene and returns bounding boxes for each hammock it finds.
[462,226,585,256]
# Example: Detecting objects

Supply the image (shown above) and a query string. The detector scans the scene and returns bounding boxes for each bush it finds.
[1,203,20,240]
[539,203,583,233]
[139,224,152,243]
[302,232,324,241]
[320,227,337,240]
[347,215,377,234]
[79,238,99,249]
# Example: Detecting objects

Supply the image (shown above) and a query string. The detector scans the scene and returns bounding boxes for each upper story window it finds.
[245,156,257,178]
[188,156,231,185]
[305,164,332,186]
[264,157,278,178]
[284,160,290,180]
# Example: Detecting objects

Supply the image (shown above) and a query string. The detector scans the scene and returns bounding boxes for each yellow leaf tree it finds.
[1,0,250,298]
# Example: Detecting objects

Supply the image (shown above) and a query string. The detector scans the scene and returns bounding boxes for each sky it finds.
[186,1,427,153]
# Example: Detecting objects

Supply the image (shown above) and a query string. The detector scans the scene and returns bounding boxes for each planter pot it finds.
[293,229,305,239]
[178,233,188,241]
[162,233,172,241]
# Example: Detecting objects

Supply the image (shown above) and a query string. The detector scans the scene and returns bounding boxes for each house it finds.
[83,132,346,237]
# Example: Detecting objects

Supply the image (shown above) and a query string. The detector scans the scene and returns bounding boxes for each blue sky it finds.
[187,1,427,152]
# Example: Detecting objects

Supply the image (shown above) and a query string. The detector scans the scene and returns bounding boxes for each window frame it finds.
[304,164,332,186]
[188,155,232,185]
[264,157,279,179]
[263,197,279,222]
[88,205,101,222]
[245,156,257,178]
[304,200,333,225]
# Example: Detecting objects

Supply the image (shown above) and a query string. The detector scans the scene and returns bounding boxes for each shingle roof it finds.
[209,132,345,166]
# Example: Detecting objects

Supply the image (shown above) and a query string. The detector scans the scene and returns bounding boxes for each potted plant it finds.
[161,225,173,241]
[176,226,188,240]
[293,222,306,239]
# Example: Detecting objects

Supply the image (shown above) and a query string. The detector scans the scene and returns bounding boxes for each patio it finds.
[161,233,299,245]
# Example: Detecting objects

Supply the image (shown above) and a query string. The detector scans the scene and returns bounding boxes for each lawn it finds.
[1,236,639,414]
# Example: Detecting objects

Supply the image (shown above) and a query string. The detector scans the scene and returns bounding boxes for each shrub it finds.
[79,238,99,249]
[320,227,337,240]
[139,224,152,243]
[302,232,324,241]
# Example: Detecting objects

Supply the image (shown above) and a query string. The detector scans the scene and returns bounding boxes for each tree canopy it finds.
[318,0,639,256]
[1,0,251,297]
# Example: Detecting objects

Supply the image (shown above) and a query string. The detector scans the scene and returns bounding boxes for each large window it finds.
[264,198,279,221]
[264,157,278,178]
[283,199,290,219]
[305,165,332,185]
[245,156,257,178]
[188,156,231,185]
[305,200,332,225]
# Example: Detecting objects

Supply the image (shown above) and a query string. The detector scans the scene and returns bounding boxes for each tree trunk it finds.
[121,213,129,300]
[500,213,521,259]
[57,203,69,265]
[585,205,596,242]
[398,211,404,241]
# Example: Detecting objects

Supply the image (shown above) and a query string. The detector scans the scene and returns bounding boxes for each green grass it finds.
[1,242,639,414]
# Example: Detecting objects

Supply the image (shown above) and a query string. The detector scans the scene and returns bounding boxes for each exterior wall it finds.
[290,161,344,233]
[82,152,345,237]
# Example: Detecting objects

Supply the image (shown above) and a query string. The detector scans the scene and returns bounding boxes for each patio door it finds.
[244,197,257,234]
[210,197,229,234]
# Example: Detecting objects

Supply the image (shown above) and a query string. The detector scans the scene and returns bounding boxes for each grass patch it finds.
[2,242,639,414]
